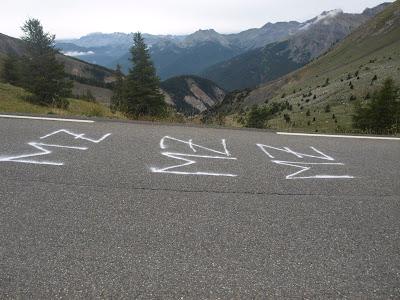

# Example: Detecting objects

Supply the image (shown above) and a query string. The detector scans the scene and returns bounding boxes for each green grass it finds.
[267,103,354,133]
[0,82,188,124]
[0,82,126,119]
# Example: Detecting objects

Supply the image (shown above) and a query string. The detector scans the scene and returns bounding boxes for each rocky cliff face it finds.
[161,75,226,115]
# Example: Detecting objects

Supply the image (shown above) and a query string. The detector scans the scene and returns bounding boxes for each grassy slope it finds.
[0,82,125,118]
[225,1,400,133]
[0,82,188,124]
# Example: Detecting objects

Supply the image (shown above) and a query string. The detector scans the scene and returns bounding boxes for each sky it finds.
[0,0,394,39]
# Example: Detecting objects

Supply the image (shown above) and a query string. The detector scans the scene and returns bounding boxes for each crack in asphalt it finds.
[2,177,396,198]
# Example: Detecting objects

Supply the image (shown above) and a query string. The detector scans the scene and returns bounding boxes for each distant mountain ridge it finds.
[58,21,298,79]
[55,16,307,77]
[201,3,391,90]
[57,3,391,85]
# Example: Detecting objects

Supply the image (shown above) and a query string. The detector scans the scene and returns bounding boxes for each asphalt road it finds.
[0,115,399,298]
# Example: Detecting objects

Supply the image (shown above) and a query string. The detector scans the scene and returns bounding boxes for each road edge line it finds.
[0,114,95,123]
[276,132,400,141]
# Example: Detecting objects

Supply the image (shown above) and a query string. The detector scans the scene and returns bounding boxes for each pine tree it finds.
[124,32,166,117]
[20,18,72,108]
[353,78,400,133]
[245,105,272,128]
[110,64,125,112]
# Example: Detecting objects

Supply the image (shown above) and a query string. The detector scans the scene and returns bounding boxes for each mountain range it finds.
[57,3,390,92]
[204,1,400,132]
[200,3,390,90]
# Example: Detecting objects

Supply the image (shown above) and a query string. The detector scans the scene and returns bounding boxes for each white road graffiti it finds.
[0,129,111,166]
[257,144,354,179]
[151,136,237,176]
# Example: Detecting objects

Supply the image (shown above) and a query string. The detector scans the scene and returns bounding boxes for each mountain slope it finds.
[0,33,116,84]
[161,75,225,115]
[244,1,400,107]
[0,32,116,103]
[200,40,306,91]
[206,1,400,132]
[201,3,390,91]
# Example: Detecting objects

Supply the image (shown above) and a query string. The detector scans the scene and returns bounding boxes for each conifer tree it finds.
[353,78,399,133]
[20,18,72,108]
[124,32,166,117]
[110,64,125,112]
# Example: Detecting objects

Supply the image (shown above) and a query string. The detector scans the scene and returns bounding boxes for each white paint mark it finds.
[188,139,196,153]
[257,144,354,180]
[272,161,355,180]
[256,144,335,161]
[0,114,94,123]
[40,129,111,143]
[0,129,111,166]
[160,136,231,156]
[277,132,400,141]
[0,143,87,166]
[151,152,237,177]
[153,136,237,177]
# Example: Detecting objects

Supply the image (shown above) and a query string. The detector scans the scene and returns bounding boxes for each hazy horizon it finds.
[0,0,394,39]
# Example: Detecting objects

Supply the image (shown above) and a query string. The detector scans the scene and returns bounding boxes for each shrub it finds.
[283,114,291,123]
[349,95,357,101]
[245,105,272,128]
[353,78,399,133]
[324,104,331,113]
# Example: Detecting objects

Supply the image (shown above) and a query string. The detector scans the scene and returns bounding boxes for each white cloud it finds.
[62,51,95,57]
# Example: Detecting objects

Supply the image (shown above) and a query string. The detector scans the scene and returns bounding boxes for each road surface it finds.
[0,115,399,298]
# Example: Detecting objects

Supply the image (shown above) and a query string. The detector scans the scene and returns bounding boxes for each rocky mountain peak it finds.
[362,2,392,17]
[182,29,231,48]
[299,9,344,31]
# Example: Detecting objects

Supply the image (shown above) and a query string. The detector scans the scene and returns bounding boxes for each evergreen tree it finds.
[245,105,272,128]
[20,18,72,108]
[110,64,125,112]
[353,78,400,133]
[124,32,166,117]
[1,55,20,85]
[324,104,331,113]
